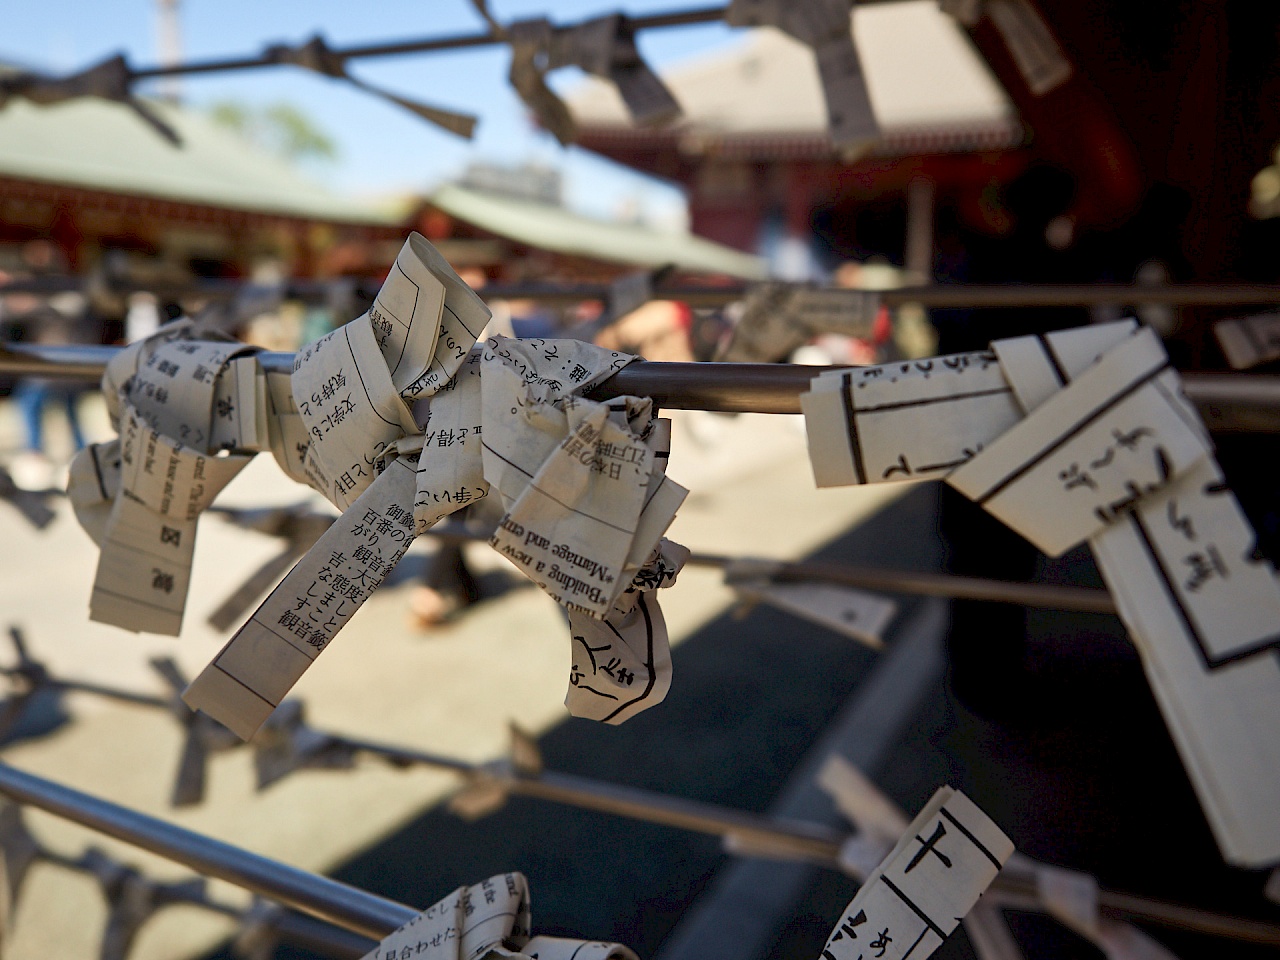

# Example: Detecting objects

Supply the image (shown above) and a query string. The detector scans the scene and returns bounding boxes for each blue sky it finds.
[1,0,746,224]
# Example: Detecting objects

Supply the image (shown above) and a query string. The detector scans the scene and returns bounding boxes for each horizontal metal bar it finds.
[0,343,121,379]
[878,283,1280,309]
[9,275,1280,310]
[511,770,843,865]
[126,6,728,80]
[3,343,1276,431]
[0,762,415,939]
[483,281,1280,309]
[993,873,1280,946]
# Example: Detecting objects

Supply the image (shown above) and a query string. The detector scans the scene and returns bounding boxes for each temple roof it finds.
[0,95,395,225]
[565,0,1021,160]
[427,183,768,278]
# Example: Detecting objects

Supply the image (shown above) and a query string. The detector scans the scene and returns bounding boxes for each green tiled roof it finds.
[0,97,396,225]
[430,183,767,279]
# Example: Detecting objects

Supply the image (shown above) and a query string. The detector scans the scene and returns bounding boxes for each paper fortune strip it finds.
[183,235,689,739]
[726,0,878,153]
[359,872,637,960]
[1000,324,1280,868]
[947,327,1211,557]
[67,233,690,739]
[802,349,1023,488]
[1214,312,1280,370]
[719,283,881,363]
[70,324,261,635]
[818,785,1012,960]
[802,319,1280,868]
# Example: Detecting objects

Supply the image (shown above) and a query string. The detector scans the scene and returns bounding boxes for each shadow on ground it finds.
[209,480,1280,959]
[205,486,941,959]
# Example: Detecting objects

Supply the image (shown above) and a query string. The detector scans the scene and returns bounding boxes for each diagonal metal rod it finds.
[1,343,1277,432]
[0,761,416,938]
[30,845,373,955]
[419,525,1117,613]
[2,675,1277,946]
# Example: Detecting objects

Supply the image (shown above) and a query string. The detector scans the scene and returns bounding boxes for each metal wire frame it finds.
[1,629,1277,946]
[123,6,731,81]
[2,342,1277,432]
[2,725,1279,947]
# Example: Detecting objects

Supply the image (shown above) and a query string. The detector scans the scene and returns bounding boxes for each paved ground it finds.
[0,395,904,959]
[5,393,1280,960]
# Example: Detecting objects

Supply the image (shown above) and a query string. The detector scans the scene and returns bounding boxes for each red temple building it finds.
[564,0,1026,280]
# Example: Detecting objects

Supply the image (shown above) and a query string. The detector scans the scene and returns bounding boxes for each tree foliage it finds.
[208,99,338,164]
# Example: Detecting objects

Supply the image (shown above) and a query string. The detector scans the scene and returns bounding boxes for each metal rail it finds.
[479,281,1280,310]
[9,275,1280,310]
[3,709,1278,945]
[0,761,416,939]
[687,553,1117,614]
[1,343,1277,431]
[123,6,729,80]
[416,526,1118,612]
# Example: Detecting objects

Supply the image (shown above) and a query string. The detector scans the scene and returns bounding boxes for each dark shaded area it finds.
[202,476,1280,960]
[204,487,942,959]
[768,543,1280,960]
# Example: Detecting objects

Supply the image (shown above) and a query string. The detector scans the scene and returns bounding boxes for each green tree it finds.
[208,99,338,164]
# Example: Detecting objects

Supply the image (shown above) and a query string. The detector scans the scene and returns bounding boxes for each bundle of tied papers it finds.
[801,320,1280,869]
[67,233,691,741]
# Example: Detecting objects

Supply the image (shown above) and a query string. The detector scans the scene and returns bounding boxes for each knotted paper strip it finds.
[1034,864,1181,959]
[995,322,1280,866]
[728,576,897,650]
[184,236,689,739]
[817,785,1012,960]
[292,232,490,510]
[947,327,1211,556]
[90,409,252,634]
[477,2,679,145]
[263,34,477,138]
[726,0,878,153]
[985,0,1072,95]
[720,283,881,363]
[70,322,261,634]
[802,350,1022,487]
[545,14,680,129]
[478,337,688,723]
[963,903,1025,960]
[357,872,637,960]
[184,455,418,740]
[183,236,490,736]
[998,323,1280,870]
[1214,312,1280,370]
[819,755,1182,959]
[1,53,181,144]
[803,320,1280,867]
